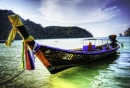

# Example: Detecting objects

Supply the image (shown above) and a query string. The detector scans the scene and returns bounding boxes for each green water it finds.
[0,37,130,88]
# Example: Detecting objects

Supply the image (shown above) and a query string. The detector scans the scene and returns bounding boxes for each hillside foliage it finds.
[0,9,93,40]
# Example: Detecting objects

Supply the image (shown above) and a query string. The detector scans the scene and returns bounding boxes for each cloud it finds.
[104,0,130,21]
[39,0,120,23]
[0,0,129,37]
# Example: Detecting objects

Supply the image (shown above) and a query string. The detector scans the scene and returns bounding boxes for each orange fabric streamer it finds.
[24,46,32,70]
[35,50,51,68]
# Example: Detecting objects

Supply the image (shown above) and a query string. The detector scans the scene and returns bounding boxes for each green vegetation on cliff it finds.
[124,28,130,36]
[0,9,93,40]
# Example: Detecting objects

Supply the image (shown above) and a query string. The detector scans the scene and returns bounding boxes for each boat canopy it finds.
[83,38,110,46]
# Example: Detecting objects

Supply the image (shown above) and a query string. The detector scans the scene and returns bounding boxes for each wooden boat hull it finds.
[39,45,120,73]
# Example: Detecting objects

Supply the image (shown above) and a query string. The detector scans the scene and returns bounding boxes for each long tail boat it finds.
[5,14,120,73]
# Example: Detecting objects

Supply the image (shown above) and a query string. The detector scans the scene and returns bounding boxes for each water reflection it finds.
[49,54,119,88]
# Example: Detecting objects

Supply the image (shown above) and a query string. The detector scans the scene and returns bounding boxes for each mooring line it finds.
[0,68,26,86]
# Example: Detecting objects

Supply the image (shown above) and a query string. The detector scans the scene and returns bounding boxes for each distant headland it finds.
[124,28,130,36]
[0,9,93,40]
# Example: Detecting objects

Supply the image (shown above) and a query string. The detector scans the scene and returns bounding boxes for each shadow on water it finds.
[48,53,119,88]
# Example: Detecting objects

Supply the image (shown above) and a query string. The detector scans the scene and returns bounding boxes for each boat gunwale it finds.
[41,44,120,55]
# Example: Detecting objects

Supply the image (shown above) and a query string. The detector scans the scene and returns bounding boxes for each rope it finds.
[0,56,38,86]
[0,68,25,86]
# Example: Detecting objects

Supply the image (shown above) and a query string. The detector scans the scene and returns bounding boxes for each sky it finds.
[0,0,130,37]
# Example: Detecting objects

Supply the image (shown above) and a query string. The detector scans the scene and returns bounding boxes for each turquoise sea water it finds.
[0,37,130,88]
